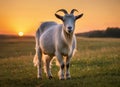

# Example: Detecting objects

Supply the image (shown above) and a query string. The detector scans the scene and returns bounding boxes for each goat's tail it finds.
[33,28,41,67]
[33,53,39,66]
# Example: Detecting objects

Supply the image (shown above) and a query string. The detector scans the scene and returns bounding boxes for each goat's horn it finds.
[70,9,78,14]
[56,9,68,14]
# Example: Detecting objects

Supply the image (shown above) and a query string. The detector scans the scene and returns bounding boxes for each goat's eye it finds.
[62,19,65,22]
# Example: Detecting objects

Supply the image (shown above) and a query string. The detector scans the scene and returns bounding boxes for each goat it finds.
[33,9,83,80]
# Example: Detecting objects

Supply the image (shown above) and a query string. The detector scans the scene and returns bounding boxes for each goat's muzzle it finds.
[67,26,73,33]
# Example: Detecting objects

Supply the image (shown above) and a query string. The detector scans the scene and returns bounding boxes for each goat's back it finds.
[38,21,57,35]
[35,21,57,47]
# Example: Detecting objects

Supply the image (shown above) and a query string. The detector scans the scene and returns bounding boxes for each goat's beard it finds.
[64,29,73,37]
[66,29,74,35]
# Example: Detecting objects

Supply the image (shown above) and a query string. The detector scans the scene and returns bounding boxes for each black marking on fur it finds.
[66,63,69,69]
[61,64,65,69]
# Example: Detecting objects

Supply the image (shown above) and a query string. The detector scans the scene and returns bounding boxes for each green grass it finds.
[0,37,120,87]
[0,37,35,58]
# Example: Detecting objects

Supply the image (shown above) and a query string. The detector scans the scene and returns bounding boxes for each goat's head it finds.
[55,9,83,34]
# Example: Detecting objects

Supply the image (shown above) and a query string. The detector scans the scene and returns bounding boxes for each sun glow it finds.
[18,32,24,37]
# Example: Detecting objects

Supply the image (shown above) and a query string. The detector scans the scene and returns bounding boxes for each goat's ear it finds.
[55,13,63,21]
[75,13,83,20]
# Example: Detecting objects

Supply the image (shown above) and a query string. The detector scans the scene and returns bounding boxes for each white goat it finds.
[33,9,83,80]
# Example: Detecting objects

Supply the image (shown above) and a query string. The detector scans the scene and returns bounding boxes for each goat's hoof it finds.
[60,78,65,80]
[38,77,42,80]
[48,76,53,79]
[66,77,71,80]
[37,76,42,80]
[65,74,71,80]
[59,77,65,80]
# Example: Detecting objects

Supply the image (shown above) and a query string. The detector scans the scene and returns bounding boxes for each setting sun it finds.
[18,32,24,37]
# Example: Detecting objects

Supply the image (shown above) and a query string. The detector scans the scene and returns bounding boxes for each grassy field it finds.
[0,37,120,87]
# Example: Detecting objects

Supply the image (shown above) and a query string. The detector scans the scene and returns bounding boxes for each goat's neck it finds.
[62,27,73,46]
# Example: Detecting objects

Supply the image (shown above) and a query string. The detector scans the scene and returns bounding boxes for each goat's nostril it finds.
[68,26,72,30]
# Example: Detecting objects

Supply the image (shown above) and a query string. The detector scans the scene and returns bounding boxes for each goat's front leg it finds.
[65,56,72,79]
[55,52,64,80]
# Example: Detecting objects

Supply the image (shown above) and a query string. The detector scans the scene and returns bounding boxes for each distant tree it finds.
[76,27,120,38]
[105,27,120,37]
[88,30,104,37]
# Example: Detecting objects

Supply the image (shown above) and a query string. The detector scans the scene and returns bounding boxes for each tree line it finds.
[76,27,120,38]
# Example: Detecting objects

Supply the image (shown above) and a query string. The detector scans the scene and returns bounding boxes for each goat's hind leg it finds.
[43,54,53,79]
[36,48,42,79]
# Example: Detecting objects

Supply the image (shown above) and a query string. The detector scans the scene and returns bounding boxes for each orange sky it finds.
[0,0,120,35]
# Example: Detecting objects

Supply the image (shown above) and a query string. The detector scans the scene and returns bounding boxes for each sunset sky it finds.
[0,0,120,36]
